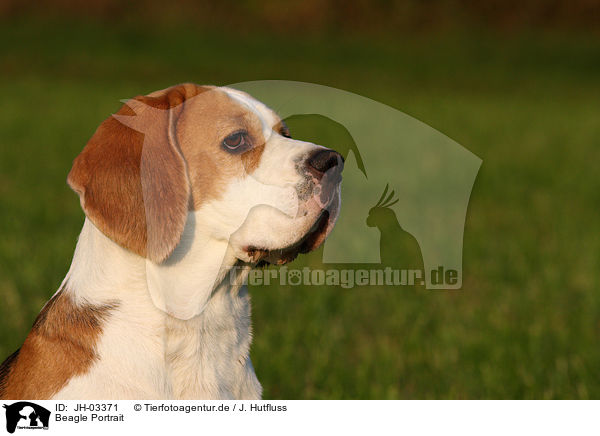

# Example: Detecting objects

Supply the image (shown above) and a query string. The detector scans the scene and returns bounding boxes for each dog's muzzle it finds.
[306,149,344,195]
[245,148,344,266]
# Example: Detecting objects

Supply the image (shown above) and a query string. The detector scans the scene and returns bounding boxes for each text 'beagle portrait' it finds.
[0,84,343,400]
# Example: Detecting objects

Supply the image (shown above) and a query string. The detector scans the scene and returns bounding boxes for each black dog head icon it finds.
[3,402,50,434]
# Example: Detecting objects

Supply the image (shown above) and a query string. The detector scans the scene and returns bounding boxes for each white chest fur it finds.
[52,219,261,400]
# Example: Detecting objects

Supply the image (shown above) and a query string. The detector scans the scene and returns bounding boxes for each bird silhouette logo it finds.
[366,184,423,272]
[3,402,50,433]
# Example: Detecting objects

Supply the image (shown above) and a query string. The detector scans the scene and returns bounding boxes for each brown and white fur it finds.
[0,84,343,399]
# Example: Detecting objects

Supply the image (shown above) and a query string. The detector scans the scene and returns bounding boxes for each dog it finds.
[0,83,343,399]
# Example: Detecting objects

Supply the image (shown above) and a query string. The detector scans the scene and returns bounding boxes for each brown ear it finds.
[68,84,206,263]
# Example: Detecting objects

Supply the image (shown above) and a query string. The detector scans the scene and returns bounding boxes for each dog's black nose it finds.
[306,149,344,176]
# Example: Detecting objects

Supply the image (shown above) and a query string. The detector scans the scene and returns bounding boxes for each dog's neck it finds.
[53,218,261,399]
[66,215,242,313]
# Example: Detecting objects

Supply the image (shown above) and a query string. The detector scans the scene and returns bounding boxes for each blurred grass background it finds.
[1,1,599,399]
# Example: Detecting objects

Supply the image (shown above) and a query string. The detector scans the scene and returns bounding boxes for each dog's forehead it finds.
[218,87,280,138]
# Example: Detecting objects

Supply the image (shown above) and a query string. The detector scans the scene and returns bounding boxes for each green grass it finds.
[1,19,599,398]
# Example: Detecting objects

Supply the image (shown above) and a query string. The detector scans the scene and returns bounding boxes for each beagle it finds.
[0,84,343,399]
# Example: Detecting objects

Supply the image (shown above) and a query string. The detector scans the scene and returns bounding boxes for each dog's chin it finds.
[243,196,339,266]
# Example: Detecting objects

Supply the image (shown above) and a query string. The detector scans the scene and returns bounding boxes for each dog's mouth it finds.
[244,205,335,266]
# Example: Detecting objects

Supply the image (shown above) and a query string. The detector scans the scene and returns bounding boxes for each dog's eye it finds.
[279,123,291,138]
[222,131,250,153]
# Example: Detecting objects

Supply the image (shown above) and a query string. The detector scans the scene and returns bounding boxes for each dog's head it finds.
[68,84,343,318]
